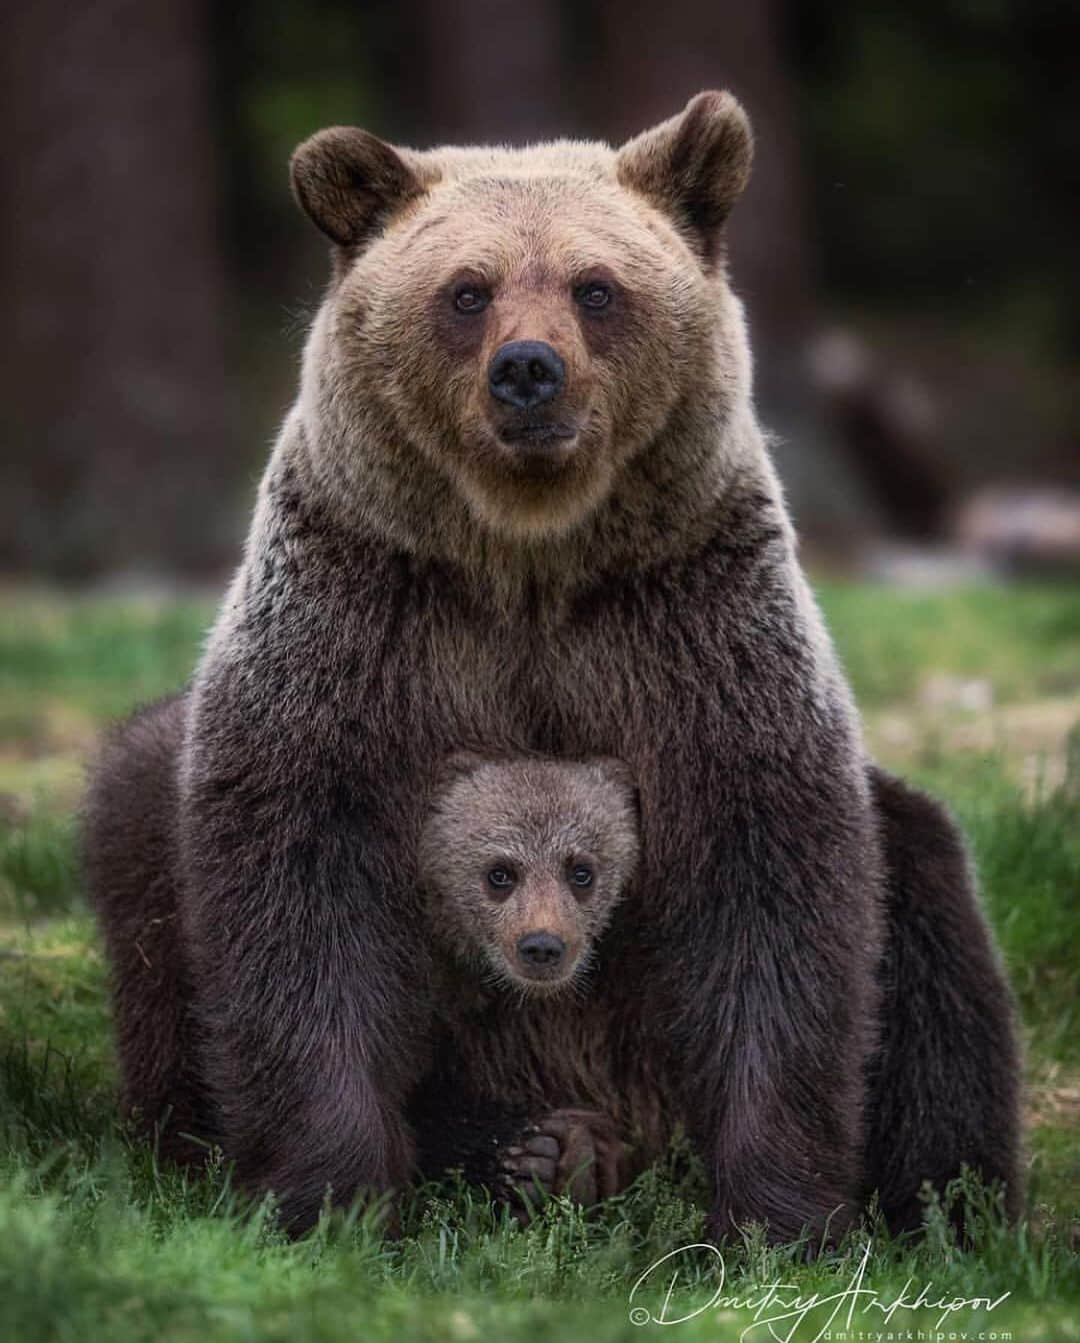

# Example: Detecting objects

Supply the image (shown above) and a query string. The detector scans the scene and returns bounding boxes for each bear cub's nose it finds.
[489,340,565,410]
[517,931,566,968]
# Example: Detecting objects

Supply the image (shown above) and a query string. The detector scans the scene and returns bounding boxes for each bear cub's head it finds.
[419,755,640,995]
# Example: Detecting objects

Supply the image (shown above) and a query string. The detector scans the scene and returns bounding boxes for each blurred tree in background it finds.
[2,0,229,577]
[2,0,1076,578]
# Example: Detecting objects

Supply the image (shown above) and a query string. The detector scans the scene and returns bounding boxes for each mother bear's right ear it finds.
[616,91,753,270]
[290,127,431,248]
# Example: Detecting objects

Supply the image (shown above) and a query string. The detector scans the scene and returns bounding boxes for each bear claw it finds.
[497,1106,627,1219]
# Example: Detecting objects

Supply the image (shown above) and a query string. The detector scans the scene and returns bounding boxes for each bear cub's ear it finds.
[585,757,640,815]
[616,90,753,268]
[432,750,492,791]
[586,757,637,793]
[290,127,426,248]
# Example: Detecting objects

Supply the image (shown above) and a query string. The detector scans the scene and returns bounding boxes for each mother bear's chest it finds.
[405,570,741,765]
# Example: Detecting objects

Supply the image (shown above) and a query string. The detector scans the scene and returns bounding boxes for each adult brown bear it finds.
[85,92,1021,1240]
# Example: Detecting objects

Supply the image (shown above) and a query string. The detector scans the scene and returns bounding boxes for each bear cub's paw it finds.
[498,1107,626,1220]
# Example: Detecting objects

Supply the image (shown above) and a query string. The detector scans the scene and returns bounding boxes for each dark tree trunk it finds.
[412,0,567,144]
[0,0,231,577]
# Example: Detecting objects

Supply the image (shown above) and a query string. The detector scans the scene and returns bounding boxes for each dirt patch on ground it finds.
[1026,1064,1080,1132]
[868,693,1079,793]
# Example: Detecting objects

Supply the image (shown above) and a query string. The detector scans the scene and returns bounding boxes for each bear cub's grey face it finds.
[419,756,640,995]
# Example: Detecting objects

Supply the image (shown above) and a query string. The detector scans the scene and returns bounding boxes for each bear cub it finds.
[419,754,640,997]
[418,753,638,1207]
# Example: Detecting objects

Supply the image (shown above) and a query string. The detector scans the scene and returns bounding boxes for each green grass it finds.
[1,582,1078,1341]
[818,580,1080,706]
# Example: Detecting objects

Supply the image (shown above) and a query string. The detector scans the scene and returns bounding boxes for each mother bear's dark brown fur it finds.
[84,92,1021,1239]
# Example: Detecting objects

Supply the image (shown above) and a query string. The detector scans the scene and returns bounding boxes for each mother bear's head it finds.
[290,93,754,545]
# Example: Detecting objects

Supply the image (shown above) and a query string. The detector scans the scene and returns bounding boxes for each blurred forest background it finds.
[1,8,1079,1334]
[2,0,1079,579]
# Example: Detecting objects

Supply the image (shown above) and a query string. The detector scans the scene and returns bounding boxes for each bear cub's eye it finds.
[486,864,516,893]
[454,286,490,315]
[568,863,594,889]
[575,282,612,311]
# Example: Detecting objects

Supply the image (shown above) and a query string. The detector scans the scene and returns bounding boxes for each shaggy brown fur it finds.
[83,694,210,1164]
[85,91,1022,1239]
[865,770,1022,1228]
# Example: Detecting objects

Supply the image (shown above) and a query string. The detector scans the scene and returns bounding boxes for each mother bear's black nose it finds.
[488,340,565,409]
[517,931,566,968]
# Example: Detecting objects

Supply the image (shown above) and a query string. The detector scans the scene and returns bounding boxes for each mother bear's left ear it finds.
[615,90,753,269]
[290,127,433,249]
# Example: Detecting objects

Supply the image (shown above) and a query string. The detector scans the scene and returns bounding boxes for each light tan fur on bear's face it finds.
[327,169,708,541]
[419,756,640,997]
[290,93,766,571]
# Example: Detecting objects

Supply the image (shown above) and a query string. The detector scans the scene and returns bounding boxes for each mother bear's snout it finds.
[488,340,565,410]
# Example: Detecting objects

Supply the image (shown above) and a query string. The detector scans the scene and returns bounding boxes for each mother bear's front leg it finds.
[180,670,434,1231]
[643,738,886,1245]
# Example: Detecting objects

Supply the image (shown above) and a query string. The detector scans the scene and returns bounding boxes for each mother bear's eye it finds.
[486,864,516,892]
[575,281,612,311]
[454,285,490,315]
